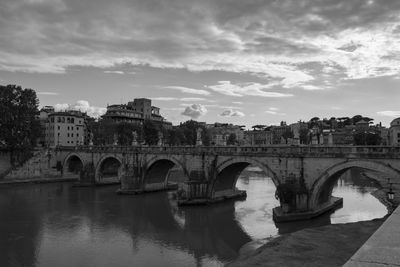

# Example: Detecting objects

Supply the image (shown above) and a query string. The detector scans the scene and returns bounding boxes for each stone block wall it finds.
[5,150,61,180]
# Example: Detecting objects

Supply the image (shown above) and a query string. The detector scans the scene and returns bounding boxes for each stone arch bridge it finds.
[56,145,400,222]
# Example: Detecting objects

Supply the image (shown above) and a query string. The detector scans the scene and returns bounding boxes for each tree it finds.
[116,122,142,145]
[227,133,237,145]
[143,120,159,145]
[299,128,309,144]
[178,120,210,145]
[354,131,382,145]
[0,85,40,150]
[282,128,294,143]
[90,119,118,145]
[351,115,364,124]
[166,127,185,145]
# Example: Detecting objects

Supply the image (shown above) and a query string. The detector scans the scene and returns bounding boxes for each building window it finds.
[71,118,74,123]
[58,126,60,130]
[77,133,79,137]
[71,133,74,137]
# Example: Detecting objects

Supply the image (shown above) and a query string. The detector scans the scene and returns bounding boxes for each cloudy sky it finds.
[1,0,400,127]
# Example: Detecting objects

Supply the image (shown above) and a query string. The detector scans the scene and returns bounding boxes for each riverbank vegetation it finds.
[0,84,41,165]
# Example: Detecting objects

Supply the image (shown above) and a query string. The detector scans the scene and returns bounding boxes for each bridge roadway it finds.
[55,145,400,222]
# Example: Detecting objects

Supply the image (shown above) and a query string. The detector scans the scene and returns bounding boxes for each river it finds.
[0,168,387,267]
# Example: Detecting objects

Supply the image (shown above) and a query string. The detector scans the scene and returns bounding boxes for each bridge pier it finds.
[73,163,96,187]
[273,196,343,222]
[117,164,178,195]
[177,181,247,205]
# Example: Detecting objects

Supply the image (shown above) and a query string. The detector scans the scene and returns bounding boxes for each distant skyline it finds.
[1,0,400,127]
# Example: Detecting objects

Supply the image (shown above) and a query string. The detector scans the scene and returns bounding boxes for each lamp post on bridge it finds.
[387,178,396,203]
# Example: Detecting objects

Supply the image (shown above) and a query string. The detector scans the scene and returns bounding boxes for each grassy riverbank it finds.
[227,217,385,267]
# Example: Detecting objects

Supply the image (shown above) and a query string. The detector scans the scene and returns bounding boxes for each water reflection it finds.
[0,167,387,267]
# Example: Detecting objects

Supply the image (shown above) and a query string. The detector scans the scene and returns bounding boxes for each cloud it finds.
[2,0,400,84]
[180,97,206,101]
[220,109,245,117]
[164,86,210,95]
[153,97,176,101]
[207,81,293,97]
[153,97,207,101]
[54,100,106,118]
[181,104,207,119]
[301,85,323,91]
[265,107,285,115]
[37,91,59,95]
[377,111,400,117]
[104,70,125,74]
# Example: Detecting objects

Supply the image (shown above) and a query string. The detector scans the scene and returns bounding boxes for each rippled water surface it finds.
[0,168,387,267]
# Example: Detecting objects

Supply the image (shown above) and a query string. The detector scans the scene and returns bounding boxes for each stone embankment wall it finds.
[4,149,61,180]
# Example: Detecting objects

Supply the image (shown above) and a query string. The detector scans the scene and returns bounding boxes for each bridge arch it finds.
[143,156,188,185]
[95,155,123,183]
[212,157,279,195]
[310,159,400,208]
[63,153,85,177]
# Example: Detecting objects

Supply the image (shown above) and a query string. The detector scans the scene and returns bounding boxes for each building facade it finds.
[45,111,86,147]
[102,98,171,127]
[206,123,245,146]
[244,130,273,145]
[389,118,400,145]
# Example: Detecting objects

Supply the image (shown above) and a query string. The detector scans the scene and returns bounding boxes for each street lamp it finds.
[387,178,395,201]
[388,183,395,201]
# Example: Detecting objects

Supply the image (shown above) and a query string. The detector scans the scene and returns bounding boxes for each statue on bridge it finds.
[196,128,202,146]
[88,132,94,146]
[113,133,118,146]
[131,131,138,146]
[157,131,163,146]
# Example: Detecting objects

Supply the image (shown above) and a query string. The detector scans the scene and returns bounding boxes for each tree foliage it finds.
[143,120,159,145]
[176,120,210,145]
[227,133,237,145]
[353,132,382,145]
[0,85,40,150]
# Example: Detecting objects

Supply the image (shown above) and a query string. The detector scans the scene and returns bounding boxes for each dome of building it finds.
[390,118,400,127]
